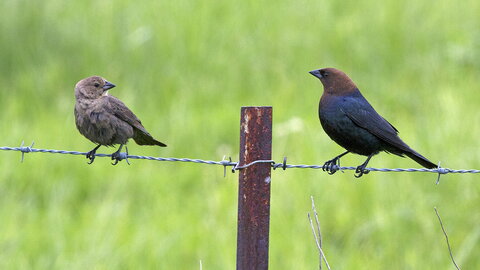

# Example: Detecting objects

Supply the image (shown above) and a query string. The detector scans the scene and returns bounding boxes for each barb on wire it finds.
[434,207,461,270]
[19,141,35,163]
[436,161,442,185]
[1,143,479,177]
[273,157,288,170]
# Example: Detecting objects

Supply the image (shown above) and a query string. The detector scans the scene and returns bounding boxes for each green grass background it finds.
[0,0,479,269]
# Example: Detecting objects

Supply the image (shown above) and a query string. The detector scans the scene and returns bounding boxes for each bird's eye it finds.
[320,70,328,77]
[94,83,100,87]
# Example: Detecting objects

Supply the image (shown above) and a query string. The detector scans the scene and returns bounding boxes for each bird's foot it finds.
[86,145,101,164]
[322,158,341,175]
[111,146,129,165]
[354,154,374,178]
[354,165,370,178]
[322,151,349,175]
[111,151,122,165]
[86,151,96,164]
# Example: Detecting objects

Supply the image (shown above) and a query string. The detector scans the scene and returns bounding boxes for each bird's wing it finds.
[341,92,411,152]
[105,96,167,146]
[105,95,149,134]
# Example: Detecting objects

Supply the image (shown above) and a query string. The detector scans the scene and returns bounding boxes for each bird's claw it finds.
[322,158,340,175]
[111,146,129,166]
[354,166,370,178]
[111,152,121,165]
[85,145,101,164]
[86,150,96,164]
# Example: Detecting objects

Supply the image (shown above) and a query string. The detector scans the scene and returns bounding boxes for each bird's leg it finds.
[86,144,102,164]
[111,144,124,166]
[323,151,349,175]
[355,154,374,178]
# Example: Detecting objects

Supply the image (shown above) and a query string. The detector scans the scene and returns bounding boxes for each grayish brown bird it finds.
[74,76,166,164]
[309,68,436,177]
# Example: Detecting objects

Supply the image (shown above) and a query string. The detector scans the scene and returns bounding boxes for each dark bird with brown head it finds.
[309,68,436,177]
[74,76,166,165]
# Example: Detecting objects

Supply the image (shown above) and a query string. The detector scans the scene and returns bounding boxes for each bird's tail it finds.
[405,150,436,169]
[133,130,167,147]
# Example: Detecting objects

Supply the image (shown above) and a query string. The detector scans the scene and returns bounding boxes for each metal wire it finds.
[1,143,479,176]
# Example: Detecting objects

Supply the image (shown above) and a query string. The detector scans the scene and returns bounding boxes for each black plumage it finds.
[310,68,436,177]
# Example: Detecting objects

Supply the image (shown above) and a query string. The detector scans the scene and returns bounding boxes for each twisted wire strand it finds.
[277,164,479,174]
[1,144,479,175]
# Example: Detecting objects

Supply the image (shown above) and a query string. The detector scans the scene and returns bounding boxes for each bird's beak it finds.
[309,69,322,79]
[103,81,116,91]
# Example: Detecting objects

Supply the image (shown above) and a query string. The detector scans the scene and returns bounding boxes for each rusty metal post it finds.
[236,106,272,270]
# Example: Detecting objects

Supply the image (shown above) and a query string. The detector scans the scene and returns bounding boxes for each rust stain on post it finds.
[237,106,272,270]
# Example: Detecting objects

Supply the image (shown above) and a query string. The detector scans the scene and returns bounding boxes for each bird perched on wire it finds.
[309,68,436,177]
[74,76,166,165]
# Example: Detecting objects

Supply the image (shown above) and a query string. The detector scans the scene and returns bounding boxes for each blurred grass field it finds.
[1,0,479,269]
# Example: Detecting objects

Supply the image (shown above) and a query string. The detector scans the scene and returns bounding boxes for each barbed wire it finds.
[1,142,479,180]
